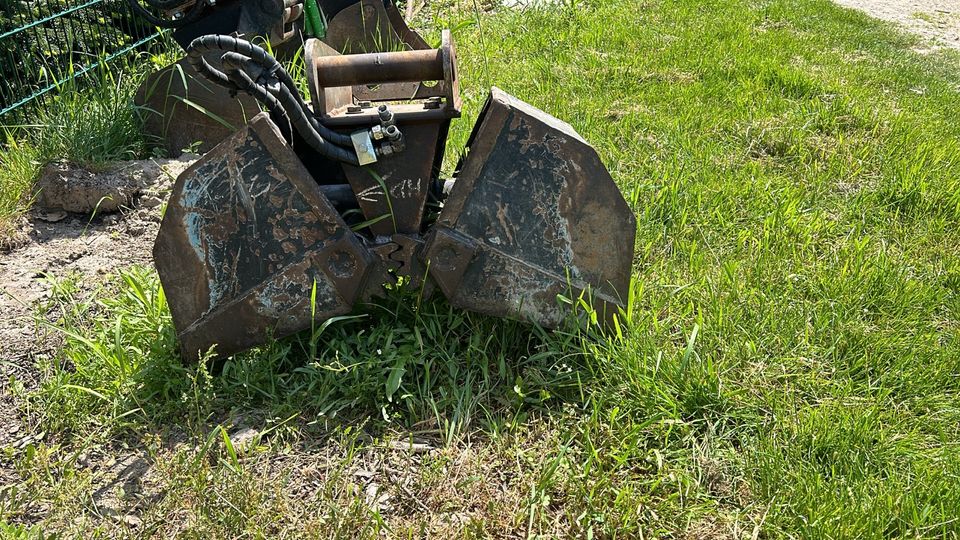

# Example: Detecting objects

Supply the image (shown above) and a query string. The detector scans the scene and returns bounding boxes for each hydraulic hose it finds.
[126,0,207,28]
[186,35,360,165]
[186,35,354,147]
[142,0,191,8]
[218,55,289,126]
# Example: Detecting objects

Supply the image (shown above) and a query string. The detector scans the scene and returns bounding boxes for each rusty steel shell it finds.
[313,48,445,87]
[154,113,373,360]
[153,81,637,360]
[324,0,430,55]
[134,57,261,156]
[423,88,636,327]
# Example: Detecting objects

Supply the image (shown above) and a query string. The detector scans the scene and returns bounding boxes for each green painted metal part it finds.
[303,0,327,38]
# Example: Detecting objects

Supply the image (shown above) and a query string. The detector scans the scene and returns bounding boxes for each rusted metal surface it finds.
[153,16,637,361]
[382,0,431,50]
[424,88,636,327]
[313,48,444,87]
[139,0,426,156]
[307,32,459,237]
[154,113,373,359]
[343,122,444,235]
[306,30,460,121]
[324,0,426,54]
[136,0,299,155]
[169,0,304,49]
[134,56,260,156]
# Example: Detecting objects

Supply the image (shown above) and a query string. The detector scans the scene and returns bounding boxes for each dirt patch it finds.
[833,0,960,51]
[0,156,195,449]
[33,160,175,215]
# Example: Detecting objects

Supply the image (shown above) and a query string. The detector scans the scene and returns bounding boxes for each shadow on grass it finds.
[10,268,618,535]
[31,266,599,450]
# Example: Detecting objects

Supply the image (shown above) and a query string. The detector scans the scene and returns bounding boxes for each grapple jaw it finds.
[154,47,635,360]
[154,114,376,358]
[424,88,636,328]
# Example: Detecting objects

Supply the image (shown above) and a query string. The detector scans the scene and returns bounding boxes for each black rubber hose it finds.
[215,52,360,166]
[142,0,190,9]
[218,51,310,143]
[186,34,353,148]
[126,0,207,28]
[217,65,299,149]
[218,55,289,123]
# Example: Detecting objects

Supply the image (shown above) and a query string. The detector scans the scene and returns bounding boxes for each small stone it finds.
[140,195,164,208]
[35,209,67,223]
[364,482,392,512]
[386,440,434,453]
[229,427,259,451]
[123,515,142,528]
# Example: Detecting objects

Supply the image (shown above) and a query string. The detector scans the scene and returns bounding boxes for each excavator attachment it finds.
[147,10,636,360]
[425,89,635,328]
[154,115,374,358]
[133,0,429,154]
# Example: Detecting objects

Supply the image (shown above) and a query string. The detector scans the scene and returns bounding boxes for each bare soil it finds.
[833,0,960,50]
[0,157,195,450]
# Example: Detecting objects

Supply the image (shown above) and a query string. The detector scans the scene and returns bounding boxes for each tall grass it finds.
[29,267,587,442]
[0,56,161,238]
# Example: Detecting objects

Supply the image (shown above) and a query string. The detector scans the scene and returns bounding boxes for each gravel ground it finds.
[833,0,960,50]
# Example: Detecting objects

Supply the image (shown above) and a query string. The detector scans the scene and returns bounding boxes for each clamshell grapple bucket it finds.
[149,10,636,359]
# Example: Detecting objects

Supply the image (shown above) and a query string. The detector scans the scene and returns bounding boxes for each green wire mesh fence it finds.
[0,0,160,120]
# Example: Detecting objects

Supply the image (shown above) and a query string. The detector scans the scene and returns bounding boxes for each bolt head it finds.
[327,250,357,279]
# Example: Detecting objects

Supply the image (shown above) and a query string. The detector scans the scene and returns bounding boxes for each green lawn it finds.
[3,0,960,537]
